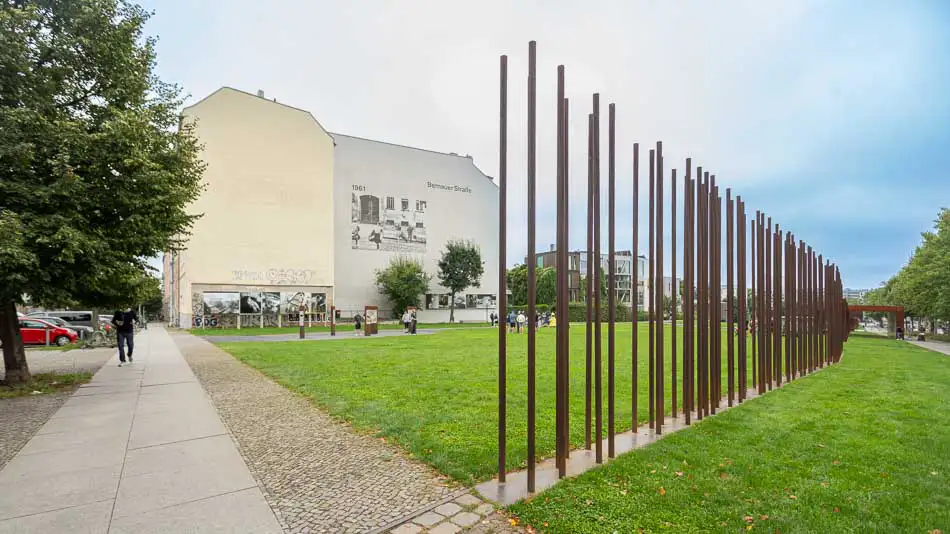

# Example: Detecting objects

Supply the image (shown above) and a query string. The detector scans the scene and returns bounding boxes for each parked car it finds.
[29,315,94,339]
[27,310,95,329]
[17,318,79,346]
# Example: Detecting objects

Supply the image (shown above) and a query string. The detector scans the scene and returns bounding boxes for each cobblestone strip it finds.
[173,332,459,533]
[384,492,522,534]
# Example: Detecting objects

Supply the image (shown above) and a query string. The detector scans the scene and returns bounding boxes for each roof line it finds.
[330,132,497,188]
[182,86,332,136]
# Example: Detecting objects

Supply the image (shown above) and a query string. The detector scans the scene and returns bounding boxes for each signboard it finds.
[364,305,379,336]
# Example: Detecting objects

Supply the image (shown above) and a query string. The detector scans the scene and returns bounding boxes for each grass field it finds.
[508,335,950,533]
[221,324,756,483]
[192,322,490,336]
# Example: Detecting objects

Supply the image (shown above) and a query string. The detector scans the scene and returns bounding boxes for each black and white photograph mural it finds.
[240,292,262,314]
[351,190,427,252]
[309,293,327,313]
[203,292,240,315]
[261,292,280,314]
[280,292,309,314]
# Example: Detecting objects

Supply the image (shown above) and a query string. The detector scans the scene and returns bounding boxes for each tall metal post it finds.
[593,93,603,464]
[655,141,664,434]
[585,114,594,449]
[631,143,639,431]
[648,149,655,429]
[726,190,735,406]
[525,40,537,493]
[607,103,616,457]
[497,53,508,482]
[671,168,678,419]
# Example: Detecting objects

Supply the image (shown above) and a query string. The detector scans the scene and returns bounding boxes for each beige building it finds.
[164,87,498,327]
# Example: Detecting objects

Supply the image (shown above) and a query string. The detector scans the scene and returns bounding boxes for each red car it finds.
[17,318,79,346]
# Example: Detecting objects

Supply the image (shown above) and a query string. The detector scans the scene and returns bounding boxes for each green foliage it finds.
[374,257,430,317]
[438,240,483,321]
[578,268,608,303]
[0,0,206,382]
[566,303,632,323]
[869,208,950,322]
[507,264,559,307]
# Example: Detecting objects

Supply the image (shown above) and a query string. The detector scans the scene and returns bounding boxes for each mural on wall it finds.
[203,292,240,315]
[426,293,497,310]
[240,292,262,314]
[262,293,280,314]
[351,186,427,253]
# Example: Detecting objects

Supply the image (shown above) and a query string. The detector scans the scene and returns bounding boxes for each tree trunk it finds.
[449,291,456,323]
[0,301,31,385]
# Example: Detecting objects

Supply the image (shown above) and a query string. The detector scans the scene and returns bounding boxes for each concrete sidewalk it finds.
[0,326,282,533]
[908,339,950,355]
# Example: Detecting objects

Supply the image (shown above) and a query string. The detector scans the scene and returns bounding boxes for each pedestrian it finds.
[354,313,362,336]
[402,310,412,333]
[517,311,526,334]
[489,312,497,327]
[410,311,418,334]
[507,310,516,333]
[111,306,140,367]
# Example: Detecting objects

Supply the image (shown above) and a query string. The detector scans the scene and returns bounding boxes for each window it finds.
[416,222,424,228]
[22,320,47,329]
[401,198,409,211]
[537,257,544,268]
[416,200,427,212]
[386,197,395,210]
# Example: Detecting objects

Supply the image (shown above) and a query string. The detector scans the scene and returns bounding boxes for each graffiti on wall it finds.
[231,269,317,285]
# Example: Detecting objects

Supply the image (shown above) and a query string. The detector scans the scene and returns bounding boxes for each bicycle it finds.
[83,325,117,349]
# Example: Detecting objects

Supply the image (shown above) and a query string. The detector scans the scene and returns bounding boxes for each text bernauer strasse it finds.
[427,181,472,193]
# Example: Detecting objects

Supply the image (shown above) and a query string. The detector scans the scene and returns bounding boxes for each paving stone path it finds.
[0,347,114,470]
[173,332,522,533]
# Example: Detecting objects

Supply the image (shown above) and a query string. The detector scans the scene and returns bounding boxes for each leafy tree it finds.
[374,257,430,317]
[507,264,528,306]
[579,267,608,303]
[0,1,205,384]
[438,240,484,322]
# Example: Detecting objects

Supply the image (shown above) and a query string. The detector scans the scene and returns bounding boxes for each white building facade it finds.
[165,88,498,327]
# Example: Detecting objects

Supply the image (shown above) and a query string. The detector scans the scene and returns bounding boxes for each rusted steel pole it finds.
[765,217,772,390]
[607,103,617,456]
[525,40,537,493]
[656,141,665,434]
[561,96,570,474]
[774,226,782,386]
[585,114,593,449]
[698,170,707,418]
[757,212,765,394]
[799,240,806,376]
[632,143,639,431]
[818,254,824,368]
[737,198,746,401]
[726,189,735,406]
[593,93,603,464]
[648,148,656,429]
[751,216,757,391]
[497,54,508,482]
[671,167,678,419]
[714,183,722,410]
[683,158,694,425]
[555,65,566,477]
[784,234,791,382]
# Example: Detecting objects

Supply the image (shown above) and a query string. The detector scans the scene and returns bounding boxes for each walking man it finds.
[112,307,140,367]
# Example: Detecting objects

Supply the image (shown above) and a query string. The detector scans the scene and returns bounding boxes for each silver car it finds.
[30,315,94,339]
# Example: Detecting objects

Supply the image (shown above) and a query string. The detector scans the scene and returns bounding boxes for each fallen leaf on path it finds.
[789,495,797,500]
[651,469,657,474]
[759,515,769,520]
[833,507,840,513]
[658,487,667,496]
[509,518,518,526]
[675,471,684,477]
[746,525,754,531]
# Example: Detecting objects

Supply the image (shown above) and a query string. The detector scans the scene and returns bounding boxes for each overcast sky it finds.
[141,0,950,289]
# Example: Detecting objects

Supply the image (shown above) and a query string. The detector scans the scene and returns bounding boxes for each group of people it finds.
[495,310,552,333]
[401,310,419,334]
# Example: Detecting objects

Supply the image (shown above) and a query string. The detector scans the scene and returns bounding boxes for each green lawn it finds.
[0,372,92,398]
[193,322,490,336]
[220,324,755,484]
[508,335,950,533]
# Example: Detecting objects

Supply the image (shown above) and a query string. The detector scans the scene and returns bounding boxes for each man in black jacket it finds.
[112,307,139,366]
